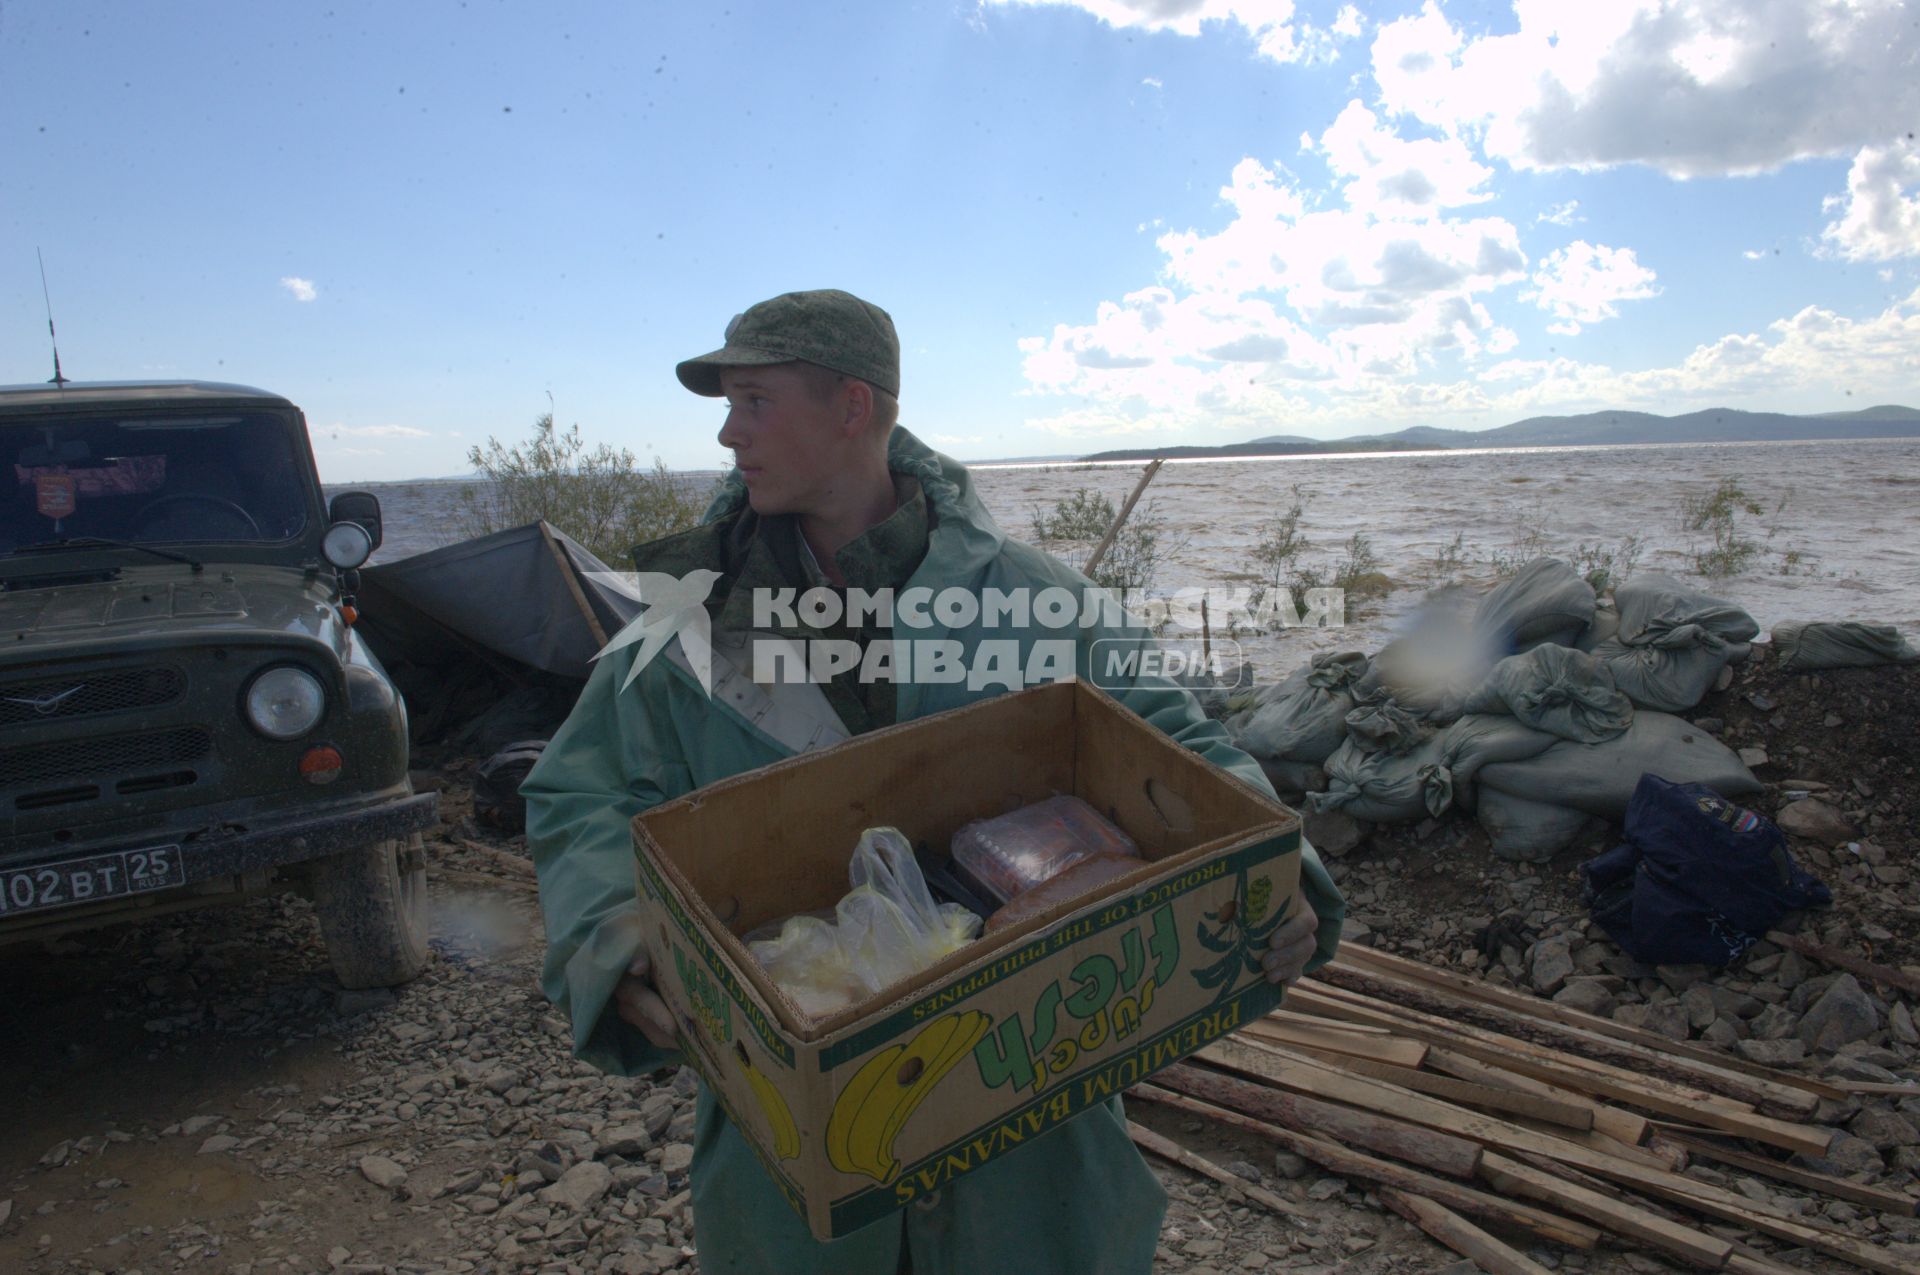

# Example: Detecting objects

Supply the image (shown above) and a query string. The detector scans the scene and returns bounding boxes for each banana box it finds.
[631,678,1301,1241]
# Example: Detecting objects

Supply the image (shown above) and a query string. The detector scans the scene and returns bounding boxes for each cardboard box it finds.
[631,678,1301,1240]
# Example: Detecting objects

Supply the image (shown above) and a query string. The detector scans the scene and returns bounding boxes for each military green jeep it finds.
[0,381,437,987]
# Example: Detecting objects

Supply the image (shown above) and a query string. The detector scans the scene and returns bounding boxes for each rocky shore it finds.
[3,651,1915,1274]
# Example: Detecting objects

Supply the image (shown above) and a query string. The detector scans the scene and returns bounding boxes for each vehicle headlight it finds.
[245,666,327,739]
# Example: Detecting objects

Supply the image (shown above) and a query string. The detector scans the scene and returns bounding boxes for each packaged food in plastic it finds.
[950,794,1138,904]
[984,853,1141,933]
[746,828,982,1020]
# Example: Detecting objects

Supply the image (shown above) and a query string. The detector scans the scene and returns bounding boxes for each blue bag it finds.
[1582,774,1830,966]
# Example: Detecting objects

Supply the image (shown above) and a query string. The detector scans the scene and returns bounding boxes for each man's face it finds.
[715,364,852,519]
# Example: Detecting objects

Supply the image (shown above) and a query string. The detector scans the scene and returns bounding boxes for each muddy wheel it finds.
[311,834,430,988]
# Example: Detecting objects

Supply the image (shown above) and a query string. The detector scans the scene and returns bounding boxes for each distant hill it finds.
[1080,405,1920,462]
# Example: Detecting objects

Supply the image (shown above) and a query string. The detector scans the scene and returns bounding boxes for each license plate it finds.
[0,846,185,918]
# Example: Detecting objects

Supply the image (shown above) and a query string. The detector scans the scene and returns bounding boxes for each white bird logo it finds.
[587,569,724,695]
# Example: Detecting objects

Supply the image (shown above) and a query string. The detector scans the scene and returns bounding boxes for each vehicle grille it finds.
[0,727,212,789]
[0,667,186,727]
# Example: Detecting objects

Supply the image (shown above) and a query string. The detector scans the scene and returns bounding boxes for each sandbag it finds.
[1582,775,1830,966]
[1477,711,1761,820]
[1462,644,1634,743]
[1256,757,1326,799]
[1473,558,1596,654]
[1590,632,1732,713]
[1345,699,1432,755]
[1476,787,1593,863]
[1771,620,1920,671]
[1351,633,1480,725]
[1614,573,1758,646]
[1438,714,1559,811]
[1226,650,1370,763]
[1307,735,1452,823]
[1575,603,1621,653]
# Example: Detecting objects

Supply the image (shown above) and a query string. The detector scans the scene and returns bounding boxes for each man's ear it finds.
[841,379,874,436]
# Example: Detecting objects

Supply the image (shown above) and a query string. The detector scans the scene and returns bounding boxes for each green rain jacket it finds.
[523,427,1345,1275]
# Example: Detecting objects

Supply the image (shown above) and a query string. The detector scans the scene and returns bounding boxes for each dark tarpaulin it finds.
[360,521,638,681]
[354,522,640,752]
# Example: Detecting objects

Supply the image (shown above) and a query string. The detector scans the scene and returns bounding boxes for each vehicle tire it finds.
[310,834,430,989]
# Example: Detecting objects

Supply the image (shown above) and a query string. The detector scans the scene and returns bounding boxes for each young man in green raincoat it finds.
[523,289,1345,1274]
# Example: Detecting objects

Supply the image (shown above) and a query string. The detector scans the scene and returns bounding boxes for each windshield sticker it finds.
[16,456,167,496]
[33,474,76,519]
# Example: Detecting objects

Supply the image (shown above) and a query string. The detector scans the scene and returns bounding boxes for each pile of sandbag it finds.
[1231,558,1769,863]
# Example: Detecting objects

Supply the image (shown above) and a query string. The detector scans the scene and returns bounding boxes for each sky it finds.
[4,0,1919,481]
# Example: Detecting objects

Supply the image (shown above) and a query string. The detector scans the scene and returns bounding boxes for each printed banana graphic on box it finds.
[741,1049,802,1161]
[826,1010,993,1184]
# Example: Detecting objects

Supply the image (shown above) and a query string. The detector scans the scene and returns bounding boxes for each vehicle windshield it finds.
[4,412,311,554]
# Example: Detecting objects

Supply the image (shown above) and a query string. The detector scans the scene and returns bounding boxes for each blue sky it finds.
[4,0,1917,481]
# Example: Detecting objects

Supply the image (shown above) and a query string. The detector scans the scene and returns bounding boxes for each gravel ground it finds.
[0,788,1440,1275]
[3,650,1915,1274]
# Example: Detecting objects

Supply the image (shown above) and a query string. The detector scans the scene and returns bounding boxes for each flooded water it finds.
[332,437,1920,679]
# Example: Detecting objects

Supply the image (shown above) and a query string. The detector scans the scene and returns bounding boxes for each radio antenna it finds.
[37,248,68,388]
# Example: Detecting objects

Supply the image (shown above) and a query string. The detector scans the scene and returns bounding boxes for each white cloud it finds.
[1141,76,1163,89]
[1372,0,1920,178]
[280,276,317,302]
[326,423,432,439]
[1022,286,1920,441]
[1537,201,1581,227]
[1331,5,1362,40]
[1318,100,1494,218]
[1820,143,1920,261]
[1743,249,1768,261]
[987,0,1308,64]
[1523,241,1660,335]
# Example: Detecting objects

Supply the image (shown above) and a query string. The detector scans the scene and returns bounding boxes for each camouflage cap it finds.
[675,288,900,398]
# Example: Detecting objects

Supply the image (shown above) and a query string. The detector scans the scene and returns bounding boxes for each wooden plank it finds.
[1200,1037,1675,1180]
[1829,1081,1920,1097]
[1338,943,1845,1105]
[1126,1121,1310,1220]
[1242,1017,1431,1069]
[1289,1048,1595,1132]
[1629,1169,1916,1275]
[1268,1007,1396,1034]
[1652,1129,1919,1216]
[1320,956,1822,1118]
[1130,1084,1601,1249]
[1724,1253,1818,1275]
[1478,1152,1733,1270]
[1290,984,1834,1158]
[1152,1063,1484,1179]
[1378,1188,1556,1275]
[1764,929,1920,998]
[1425,1046,1650,1146]
[1510,1118,1677,1172]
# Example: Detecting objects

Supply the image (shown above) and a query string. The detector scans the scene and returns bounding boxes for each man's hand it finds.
[1262,904,1319,988]
[613,948,679,1049]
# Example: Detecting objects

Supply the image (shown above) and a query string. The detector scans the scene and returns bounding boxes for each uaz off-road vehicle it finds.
[1,381,436,987]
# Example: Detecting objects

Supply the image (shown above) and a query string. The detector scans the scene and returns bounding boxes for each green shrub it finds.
[1333,532,1386,595]
[1250,486,1312,588]
[1029,486,1182,595]
[1574,535,1643,594]
[1429,530,1467,582]
[1681,476,1766,578]
[1030,487,1116,541]
[458,413,708,565]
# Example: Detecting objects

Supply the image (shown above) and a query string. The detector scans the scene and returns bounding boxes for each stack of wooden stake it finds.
[1127,942,1920,1274]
